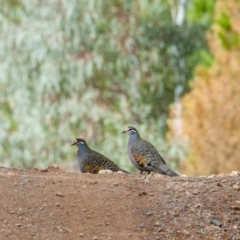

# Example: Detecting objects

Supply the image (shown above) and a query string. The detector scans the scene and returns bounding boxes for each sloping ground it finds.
[0,167,239,240]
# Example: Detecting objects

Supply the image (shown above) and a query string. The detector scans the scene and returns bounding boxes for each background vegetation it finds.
[168,0,240,175]
[2,0,233,175]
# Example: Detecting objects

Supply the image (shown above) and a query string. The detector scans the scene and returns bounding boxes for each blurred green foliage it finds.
[0,0,213,171]
[216,12,239,50]
[187,0,215,27]
[169,0,240,175]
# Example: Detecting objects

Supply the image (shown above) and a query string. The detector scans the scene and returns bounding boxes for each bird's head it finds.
[71,138,87,147]
[122,126,138,136]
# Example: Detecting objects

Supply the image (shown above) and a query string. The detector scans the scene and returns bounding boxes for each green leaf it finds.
[217,12,231,31]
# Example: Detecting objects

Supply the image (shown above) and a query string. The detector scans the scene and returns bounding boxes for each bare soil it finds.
[0,166,240,240]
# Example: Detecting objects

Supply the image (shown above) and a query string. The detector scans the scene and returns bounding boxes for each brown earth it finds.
[0,166,240,240]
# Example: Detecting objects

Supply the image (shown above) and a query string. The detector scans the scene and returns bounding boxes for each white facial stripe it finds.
[129,129,136,133]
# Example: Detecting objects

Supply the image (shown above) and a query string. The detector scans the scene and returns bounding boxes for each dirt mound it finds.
[0,167,239,239]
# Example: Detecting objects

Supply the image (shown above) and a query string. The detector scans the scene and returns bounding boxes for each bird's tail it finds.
[157,164,179,177]
[120,169,130,174]
[165,168,179,177]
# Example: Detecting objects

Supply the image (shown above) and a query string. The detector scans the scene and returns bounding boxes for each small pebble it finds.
[194,203,203,208]
[210,219,222,227]
[138,192,147,196]
[143,211,153,216]
[98,170,113,174]
[139,223,144,228]
[231,205,240,211]
[182,230,190,235]
[230,171,239,176]
[65,227,72,233]
[56,192,64,197]
[233,185,240,190]
[208,174,216,178]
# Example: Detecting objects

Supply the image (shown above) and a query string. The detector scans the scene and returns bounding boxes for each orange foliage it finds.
[168,0,240,175]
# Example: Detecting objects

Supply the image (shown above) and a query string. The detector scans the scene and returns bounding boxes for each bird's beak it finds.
[71,140,77,146]
[122,127,130,134]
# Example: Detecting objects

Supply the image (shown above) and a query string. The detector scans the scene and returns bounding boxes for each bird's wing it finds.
[131,140,166,171]
[83,154,105,173]
[84,152,123,173]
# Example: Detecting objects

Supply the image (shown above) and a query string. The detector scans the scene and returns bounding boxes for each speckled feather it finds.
[131,139,167,174]
[73,138,129,174]
[80,151,127,174]
[124,126,178,176]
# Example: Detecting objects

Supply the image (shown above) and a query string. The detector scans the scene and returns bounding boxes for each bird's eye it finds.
[147,162,152,167]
